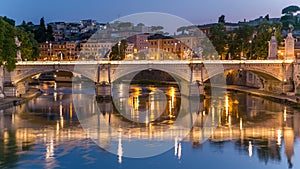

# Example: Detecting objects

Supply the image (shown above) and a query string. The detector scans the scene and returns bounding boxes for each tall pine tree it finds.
[35,17,47,43]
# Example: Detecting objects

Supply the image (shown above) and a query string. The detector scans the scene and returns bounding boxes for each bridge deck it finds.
[16,59,294,65]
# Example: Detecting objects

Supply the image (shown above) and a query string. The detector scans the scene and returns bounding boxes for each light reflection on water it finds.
[0,82,299,169]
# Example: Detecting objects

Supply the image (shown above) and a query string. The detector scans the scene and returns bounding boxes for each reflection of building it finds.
[1,86,300,168]
[284,127,294,168]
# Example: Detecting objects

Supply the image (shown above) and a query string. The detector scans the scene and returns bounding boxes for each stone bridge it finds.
[0,59,297,96]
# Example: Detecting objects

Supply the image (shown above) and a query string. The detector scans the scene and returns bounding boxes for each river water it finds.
[0,82,299,169]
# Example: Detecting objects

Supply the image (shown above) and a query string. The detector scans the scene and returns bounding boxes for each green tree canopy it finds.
[209,23,227,58]
[3,16,15,26]
[177,26,187,35]
[46,25,54,42]
[281,5,300,30]
[0,16,40,71]
[16,27,40,61]
[282,5,300,15]
[151,26,164,33]
[20,20,31,32]
[218,15,225,24]
[109,39,127,60]
[0,17,17,71]
[251,21,282,59]
[19,18,54,43]
[34,17,47,43]
[227,25,255,59]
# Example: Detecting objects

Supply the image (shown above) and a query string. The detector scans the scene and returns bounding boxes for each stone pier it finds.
[95,83,111,99]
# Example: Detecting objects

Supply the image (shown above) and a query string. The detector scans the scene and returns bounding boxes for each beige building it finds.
[125,43,135,60]
[80,41,114,60]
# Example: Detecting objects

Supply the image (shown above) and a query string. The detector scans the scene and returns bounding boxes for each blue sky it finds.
[0,0,299,25]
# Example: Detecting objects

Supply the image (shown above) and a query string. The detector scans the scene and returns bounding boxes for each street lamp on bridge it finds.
[249,40,252,59]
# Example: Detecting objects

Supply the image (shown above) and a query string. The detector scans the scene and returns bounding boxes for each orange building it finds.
[148,34,189,60]
[39,41,80,61]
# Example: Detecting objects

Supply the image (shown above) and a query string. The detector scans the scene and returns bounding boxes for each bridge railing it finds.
[15,59,295,65]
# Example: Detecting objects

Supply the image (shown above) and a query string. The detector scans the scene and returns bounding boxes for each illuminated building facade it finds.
[147,34,188,60]
[39,41,80,61]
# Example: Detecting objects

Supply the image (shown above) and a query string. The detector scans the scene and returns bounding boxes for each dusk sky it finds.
[1,0,300,25]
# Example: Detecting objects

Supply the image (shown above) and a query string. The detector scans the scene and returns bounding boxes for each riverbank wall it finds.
[0,88,42,110]
[210,85,300,108]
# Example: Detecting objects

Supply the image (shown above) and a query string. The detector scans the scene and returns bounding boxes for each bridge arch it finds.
[11,63,98,83]
[110,62,192,83]
[202,63,284,82]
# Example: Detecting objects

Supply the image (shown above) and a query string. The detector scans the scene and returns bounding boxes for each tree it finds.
[282,5,300,15]
[177,26,187,35]
[209,23,227,58]
[228,25,255,59]
[109,40,127,60]
[34,17,47,43]
[134,51,146,60]
[0,16,41,72]
[218,15,225,24]
[117,22,132,30]
[0,17,17,71]
[19,20,32,33]
[3,16,15,26]
[46,25,54,41]
[251,21,282,59]
[264,14,270,21]
[151,26,164,34]
[199,37,218,60]
[281,5,300,30]
[281,15,295,30]
[40,17,46,29]
[16,27,40,61]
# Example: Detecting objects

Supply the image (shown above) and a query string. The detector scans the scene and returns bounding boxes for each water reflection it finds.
[0,82,299,168]
[113,85,177,124]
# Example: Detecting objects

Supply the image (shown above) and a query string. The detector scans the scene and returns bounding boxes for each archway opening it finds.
[8,70,95,97]
[204,69,292,94]
[111,69,183,124]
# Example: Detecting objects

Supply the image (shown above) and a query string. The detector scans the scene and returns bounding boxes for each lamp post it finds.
[118,41,121,57]
[174,42,177,60]
[240,42,244,60]
[69,47,72,61]
[49,42,52,60]
[249,40,252,59]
